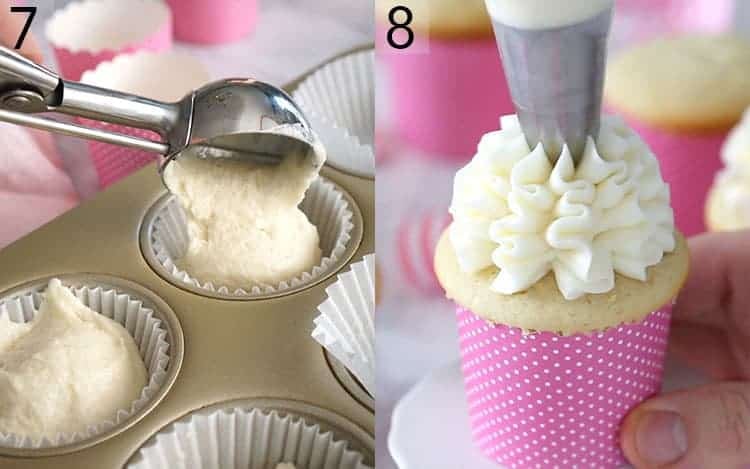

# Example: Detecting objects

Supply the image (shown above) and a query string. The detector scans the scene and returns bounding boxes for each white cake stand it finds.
[388,357,708,469]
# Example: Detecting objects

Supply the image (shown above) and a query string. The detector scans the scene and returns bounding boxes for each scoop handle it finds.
[0,46,177,153]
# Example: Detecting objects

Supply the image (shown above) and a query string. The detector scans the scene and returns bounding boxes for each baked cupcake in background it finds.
[707,109,750,231]
[605,34,750,236]
[435,115,689,468]
[377,0,514,161]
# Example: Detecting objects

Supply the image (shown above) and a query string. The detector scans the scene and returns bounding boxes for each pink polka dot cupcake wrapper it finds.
[456,305,673,469]
[79,121,161,190]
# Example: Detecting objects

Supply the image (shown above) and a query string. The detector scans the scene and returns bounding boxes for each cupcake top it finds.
[436,115,689,334]
[377,0,493,40]
[605,34,750,132]
[0,279,147,440]
[707,108,750,231]
[163,151,324,290]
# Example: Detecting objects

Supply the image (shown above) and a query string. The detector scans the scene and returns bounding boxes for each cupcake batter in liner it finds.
[0,278,176,451]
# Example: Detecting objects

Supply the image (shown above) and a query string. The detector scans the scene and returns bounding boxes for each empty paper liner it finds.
[313,254,375,395]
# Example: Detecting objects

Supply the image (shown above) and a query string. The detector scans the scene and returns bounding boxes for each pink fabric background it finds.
[0,124,78,249]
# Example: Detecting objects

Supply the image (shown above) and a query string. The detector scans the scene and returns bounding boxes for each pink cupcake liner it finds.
[456,305,672,469]
[80,121,161,189]
[617,115,725,236]
[45,0,172,81]
[382,33,514,162]
[78,52,211,189]
[397,210,450,295]
[166,0,257,45]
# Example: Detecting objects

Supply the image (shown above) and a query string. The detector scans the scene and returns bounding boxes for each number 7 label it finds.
[11,6,37,50]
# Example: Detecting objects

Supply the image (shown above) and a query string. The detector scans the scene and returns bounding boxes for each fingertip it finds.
[620,407,646,468]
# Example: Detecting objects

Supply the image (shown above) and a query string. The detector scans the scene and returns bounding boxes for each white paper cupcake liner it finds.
[127,406,373,469]
[308,114,375,179]
[312,255,375,396]
[80,51,212,101]
[294,50,374,177]
[145,177,356,299]
[45,0,171,54]
[0,280,173,449]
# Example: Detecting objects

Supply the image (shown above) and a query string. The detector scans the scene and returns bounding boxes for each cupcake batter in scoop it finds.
[163,151,323,290]
[0,279,147,440]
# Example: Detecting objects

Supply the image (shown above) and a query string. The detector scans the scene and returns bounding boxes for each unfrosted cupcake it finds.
[378,0,514,160]
[707,108,750,231]
[435,115,689,468]
[605,34,750,235]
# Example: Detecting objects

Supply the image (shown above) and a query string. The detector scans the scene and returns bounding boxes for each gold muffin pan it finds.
[0,47,374,468]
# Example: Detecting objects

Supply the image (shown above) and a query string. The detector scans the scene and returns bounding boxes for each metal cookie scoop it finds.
[491,5,614,164]
[0,47,324,179]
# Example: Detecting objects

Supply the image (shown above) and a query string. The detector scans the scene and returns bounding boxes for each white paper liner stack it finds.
[312,255,375,395]
[80,51,211,101]
[0,281,171,448]
[148,177,355,297]
[127,407,372,469]
[294,50,374,178]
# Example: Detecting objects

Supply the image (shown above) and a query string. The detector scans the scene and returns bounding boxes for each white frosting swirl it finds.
[449,115,675,300]
[485,0,613,30]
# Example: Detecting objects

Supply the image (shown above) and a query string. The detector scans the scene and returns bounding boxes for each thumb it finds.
[620,382,750,468]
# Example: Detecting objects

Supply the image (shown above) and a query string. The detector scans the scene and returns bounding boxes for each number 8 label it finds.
[387,6,414,50]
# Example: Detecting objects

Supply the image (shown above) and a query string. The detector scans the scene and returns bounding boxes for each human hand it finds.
[0,0,41,63]
[621,230,750,468]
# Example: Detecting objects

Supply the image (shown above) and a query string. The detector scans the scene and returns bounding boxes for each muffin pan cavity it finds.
[126,399,374,468]
[139,176,364,300]
[0,274,183,458]
[325,350,374,412]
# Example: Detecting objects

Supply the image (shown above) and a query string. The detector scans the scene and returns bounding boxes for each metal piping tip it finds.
[492,6,614,165]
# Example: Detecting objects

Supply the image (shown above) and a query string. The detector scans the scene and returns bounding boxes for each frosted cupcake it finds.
[435,115,689,468]
[707,109,750,231]
[605,34,750,235]
[377,0,514,160]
